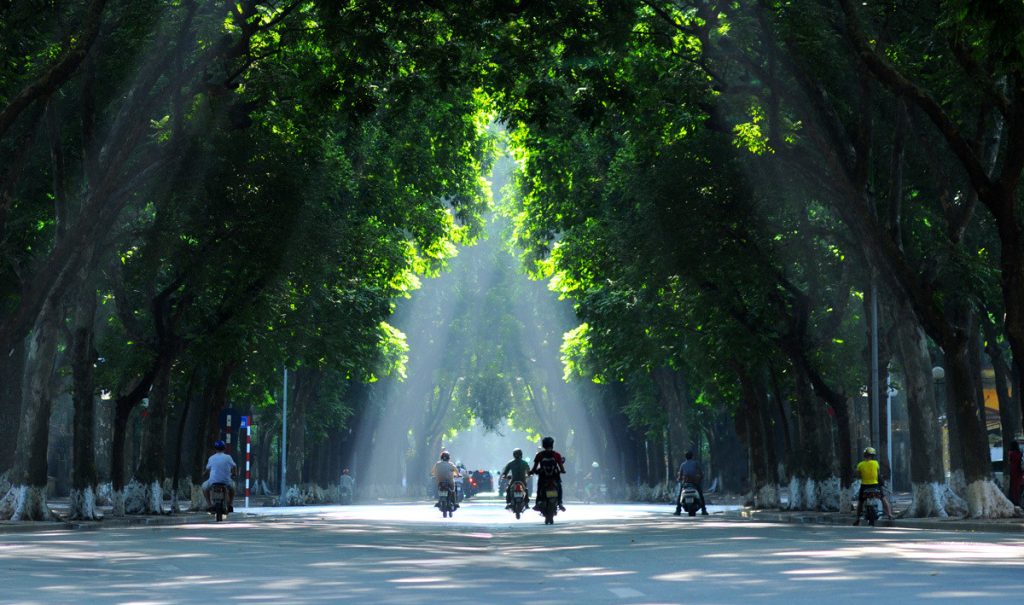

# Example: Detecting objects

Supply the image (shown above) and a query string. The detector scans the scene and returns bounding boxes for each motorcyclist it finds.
[431,451,460,508]
[584,461,602,502]
[500,448,531,509]
[339,468,355,503]
[530,436,566,512]
[202,440,237,512]
[853,446,894,525]
[674,451,709,516]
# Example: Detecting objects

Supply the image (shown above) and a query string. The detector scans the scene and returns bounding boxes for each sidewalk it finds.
[730,507,1024,533]
[0,498,250,534]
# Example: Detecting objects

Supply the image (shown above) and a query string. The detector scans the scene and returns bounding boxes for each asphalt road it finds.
[1,501,1022,604]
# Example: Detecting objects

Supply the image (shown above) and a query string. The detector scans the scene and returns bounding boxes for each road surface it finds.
[1,501,1022,604]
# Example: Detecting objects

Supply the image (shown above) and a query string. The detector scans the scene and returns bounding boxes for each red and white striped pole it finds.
[241,415,251,509]
[245,423,251,509]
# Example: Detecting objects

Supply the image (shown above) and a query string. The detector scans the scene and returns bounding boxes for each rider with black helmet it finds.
[501,448,531,509]
[530,436,567,511]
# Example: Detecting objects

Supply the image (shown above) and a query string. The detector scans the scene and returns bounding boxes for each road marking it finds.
[608,586,644,598]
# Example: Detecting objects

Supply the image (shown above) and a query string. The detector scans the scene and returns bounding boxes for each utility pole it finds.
[280,367,288,504]
[870,279,880,448]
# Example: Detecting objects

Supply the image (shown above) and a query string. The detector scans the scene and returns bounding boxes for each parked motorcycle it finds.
[508,480,528,519]
[209,484,230,522]
[679,482,701,517]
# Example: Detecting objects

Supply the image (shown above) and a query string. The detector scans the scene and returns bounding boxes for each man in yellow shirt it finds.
[853,446,893,525]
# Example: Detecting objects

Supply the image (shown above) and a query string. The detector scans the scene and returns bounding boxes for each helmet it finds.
[592,461,600,468]
[863,447,876,456]
[513,448,523,459]
[542,436,554,449]
[440,451,450,461]
[213,440,226,450]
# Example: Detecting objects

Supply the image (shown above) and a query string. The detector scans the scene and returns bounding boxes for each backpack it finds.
[538,454,560,477]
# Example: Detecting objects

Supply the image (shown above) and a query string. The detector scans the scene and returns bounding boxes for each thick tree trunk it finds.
[68,278,101,520]
[736,366,779,508]
[944,330,1016,517]
[0,340,25,474]
[125,350,175,515]
[787,366,839,511]
[768,370,792,482]
[891,302,960,517]
[652,366,691,471]
[997,203,1024,444]
[0,298,61,520]
[283,368,317,502]
[982,318,1022,462]
[109,371,155,516]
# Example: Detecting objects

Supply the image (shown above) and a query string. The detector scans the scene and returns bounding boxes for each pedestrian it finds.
[1008,440,1023,507]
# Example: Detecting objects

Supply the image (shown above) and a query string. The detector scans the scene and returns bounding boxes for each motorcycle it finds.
[209,483,230,522]
[861,485,883,526]
[679,482,701,517]
[508,480,528,519]
[339,484,353,505]
[437,482,457,518]
[536,477,560,525]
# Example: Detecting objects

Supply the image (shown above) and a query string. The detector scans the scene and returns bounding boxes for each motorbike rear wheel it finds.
[544,500,557,525]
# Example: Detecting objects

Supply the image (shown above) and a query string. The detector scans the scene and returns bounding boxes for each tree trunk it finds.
[982,318,1021,462]
[0,298,61,520]
[891,301,960,517]
[652,366,691,471]
[736,366,779,507]
[944,329,1016,517]
[787,365,839,511]
[68,277,101,520]
[0,340,25,475]
[125,349,175,515]
[109,370,155,516]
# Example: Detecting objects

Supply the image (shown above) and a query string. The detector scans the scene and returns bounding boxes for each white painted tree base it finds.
[95,482,113,506]
[110,489,125,516]
[68,486,103,520]
[124,479,164,515]
[905,482,951,518]
[190,484,206,511]
[0,485,58,521]
[751,484,780,508]
[964,479,1019,518]
[787,476,840,511]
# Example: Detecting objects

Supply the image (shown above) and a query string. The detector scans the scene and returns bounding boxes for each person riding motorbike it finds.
[530,436,566,512]
[501,448,531,509]
[202,440,237,512]
[674,450,709,516]
[431,451,460,509]
[853,446,893,525]
[339,468,355,502]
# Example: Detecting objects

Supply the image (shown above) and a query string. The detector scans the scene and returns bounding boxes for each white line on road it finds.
[608,586,645,598]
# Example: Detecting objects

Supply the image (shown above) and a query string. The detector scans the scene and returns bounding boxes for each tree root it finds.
[0,485,58,521]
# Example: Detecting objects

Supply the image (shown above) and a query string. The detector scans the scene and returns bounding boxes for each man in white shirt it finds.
[203,440,237,512]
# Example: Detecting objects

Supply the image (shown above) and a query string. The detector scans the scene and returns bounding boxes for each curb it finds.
[732,508,1024,533]
[0,513,251,535]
